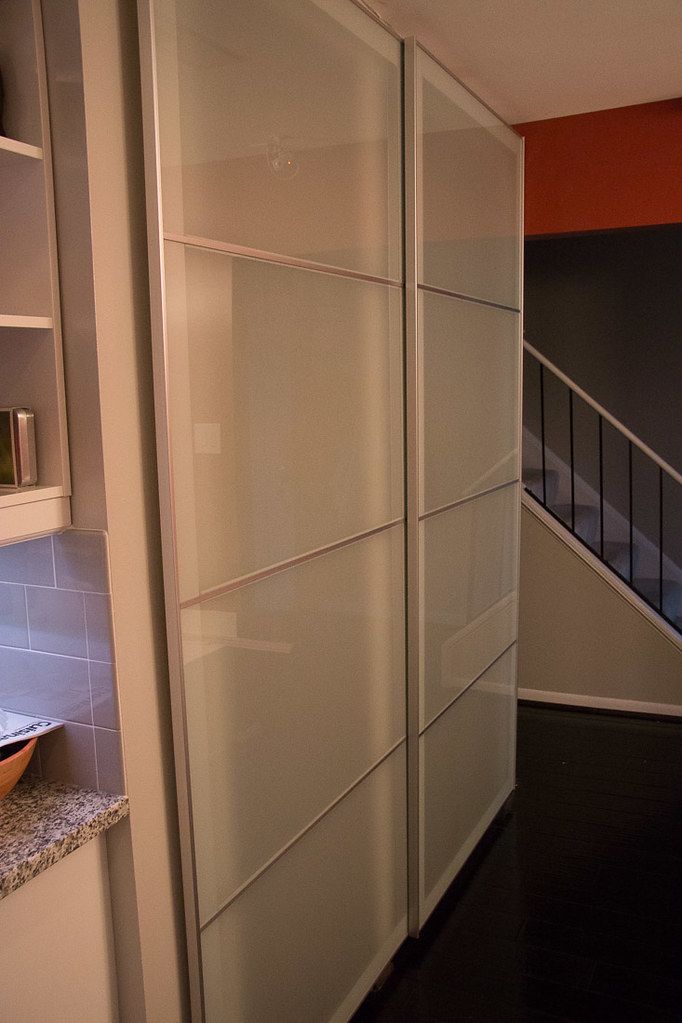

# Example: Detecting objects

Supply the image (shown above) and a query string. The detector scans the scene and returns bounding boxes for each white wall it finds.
[518,501,682,714]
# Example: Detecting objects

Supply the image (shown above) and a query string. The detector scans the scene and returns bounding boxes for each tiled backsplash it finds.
[0,530,124,794]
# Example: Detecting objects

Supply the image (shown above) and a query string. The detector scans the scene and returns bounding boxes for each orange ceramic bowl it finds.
[0,737,37,799]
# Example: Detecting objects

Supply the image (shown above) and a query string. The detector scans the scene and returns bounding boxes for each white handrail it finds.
[523,340,682,487]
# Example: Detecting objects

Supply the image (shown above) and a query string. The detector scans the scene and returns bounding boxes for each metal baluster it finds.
[539,362,547,506]
[628,441,634,584]
[659,467,664,614]
[598,415,604,558]
[569,389,575,532]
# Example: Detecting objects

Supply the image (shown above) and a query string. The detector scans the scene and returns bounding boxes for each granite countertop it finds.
[0,776,129,899]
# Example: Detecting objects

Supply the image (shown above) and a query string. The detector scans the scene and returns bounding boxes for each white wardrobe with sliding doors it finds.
[138,2,522,1020]
[405,41,523,931]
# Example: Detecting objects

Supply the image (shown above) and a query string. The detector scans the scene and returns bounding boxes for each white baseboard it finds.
[518,687,682,718]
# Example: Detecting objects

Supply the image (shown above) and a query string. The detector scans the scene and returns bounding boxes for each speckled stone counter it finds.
[0,776,128,899]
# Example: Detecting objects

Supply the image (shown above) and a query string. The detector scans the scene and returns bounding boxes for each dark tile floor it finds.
[353,703,682,1022]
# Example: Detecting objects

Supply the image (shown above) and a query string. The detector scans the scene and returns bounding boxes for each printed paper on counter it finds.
[0,709,63,749]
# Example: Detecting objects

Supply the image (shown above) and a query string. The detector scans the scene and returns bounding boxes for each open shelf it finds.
[0,0,71,545]
[0,314,53,329]
[0,135,43,161]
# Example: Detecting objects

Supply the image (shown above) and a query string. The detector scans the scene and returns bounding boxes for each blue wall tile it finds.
[53,531,109,593]
[26,586,87,658]
[0,536,55,586]
[0,645,92,724]
[0,583,29,648]
[84,592,114,662]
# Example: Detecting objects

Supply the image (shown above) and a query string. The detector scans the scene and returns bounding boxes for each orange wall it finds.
[515,98,682,236]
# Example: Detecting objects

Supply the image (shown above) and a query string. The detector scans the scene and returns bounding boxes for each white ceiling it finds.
[365,0,682,123]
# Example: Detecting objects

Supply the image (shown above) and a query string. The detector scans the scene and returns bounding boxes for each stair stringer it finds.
[519,495,682,716]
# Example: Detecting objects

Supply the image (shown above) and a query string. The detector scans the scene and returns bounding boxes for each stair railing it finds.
[523,340,682,634]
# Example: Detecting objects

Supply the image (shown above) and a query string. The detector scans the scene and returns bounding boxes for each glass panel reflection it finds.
[156,0,402,279]
[421,646,515,921]
[418,48,521,307]
[165,244,404,600]
[182,526,405,923]
[421,484,518,728]
[421,290,520,512]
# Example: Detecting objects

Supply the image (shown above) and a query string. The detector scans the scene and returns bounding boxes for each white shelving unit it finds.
[0,0,71,545]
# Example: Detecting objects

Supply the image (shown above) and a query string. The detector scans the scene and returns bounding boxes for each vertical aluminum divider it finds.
[137,3,205,1019]
[403,37,421,938]
[629,442,634,583]
[539,364,546,505]
[658,467,664,613]
[512,134,525,789]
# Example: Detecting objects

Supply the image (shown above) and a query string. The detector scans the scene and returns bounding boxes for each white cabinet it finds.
[0,836,118,1022]
[0,0,70,545]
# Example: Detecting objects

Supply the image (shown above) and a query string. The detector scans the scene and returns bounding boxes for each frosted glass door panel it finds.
[201,745,407,1023]
[181,525,405,922]
[165,244,403,599]
[155,0,402,280]
[145,1,406,1015]
[418,49,521,308]
[421,290,520,512]
[421,484,518,729]
[421,647,516,923]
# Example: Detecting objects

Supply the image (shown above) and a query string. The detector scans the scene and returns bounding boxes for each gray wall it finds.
[524,224,682,474]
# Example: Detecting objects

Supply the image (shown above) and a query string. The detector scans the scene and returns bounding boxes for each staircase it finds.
[522,341,682,635]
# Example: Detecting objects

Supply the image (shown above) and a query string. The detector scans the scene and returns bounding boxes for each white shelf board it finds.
[0,136,43,161]
[0,490,70,547]
[0,484,66,508]
[0,314,53,329]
